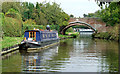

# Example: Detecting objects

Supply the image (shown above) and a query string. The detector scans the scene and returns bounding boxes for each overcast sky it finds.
[22,0,101,17]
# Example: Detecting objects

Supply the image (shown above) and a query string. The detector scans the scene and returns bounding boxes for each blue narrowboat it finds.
[19,28,59,50]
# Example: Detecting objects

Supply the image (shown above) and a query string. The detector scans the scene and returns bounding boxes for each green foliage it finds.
[23,19,36,25]
[70,14,74,18]
[7,8,18,13]
[87,13,94,17]
[93,24,119,41]
[2,37,23,49]
[35,11,47,25]
[96,2,120,26]
[23,25,45,32]
[3,17,22,37]
[36,2,40,9]
[0,13,4,38]
[72,25,89,29]
[49,24,57,30]
[22,24,59,33]
[2,2,22,14]
[83,14,87,17]
[70,33,78,38]
[0,13,5,26]
[0,13,5,19]
[2,1,70,36]
[2,9,22,37]
[58,34,72,38]
[66,32,79,38]
[18,2,70,27]
[85,2,120,26]
[5,8,22,22]
[66,27,73,32]
[62,21,69,26]
[49,24,60,32]
[83,11,100,18]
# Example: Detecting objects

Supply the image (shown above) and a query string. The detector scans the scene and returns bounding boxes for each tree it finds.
[83,14,87,17]
[98,2,120,26]
[2,1,70,32]
[36,2,40,9]
[35,11,47,25]
[2,2,22,14]
[70,14,74,18]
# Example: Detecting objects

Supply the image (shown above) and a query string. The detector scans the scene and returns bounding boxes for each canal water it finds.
[2,33,118,72]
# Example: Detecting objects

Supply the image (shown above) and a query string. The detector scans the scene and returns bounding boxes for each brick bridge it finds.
[60,18,109,35]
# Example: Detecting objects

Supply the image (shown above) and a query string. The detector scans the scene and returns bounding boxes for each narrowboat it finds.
[19,26,59,50]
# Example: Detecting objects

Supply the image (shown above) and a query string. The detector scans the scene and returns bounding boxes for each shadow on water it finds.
[2,32,118,73]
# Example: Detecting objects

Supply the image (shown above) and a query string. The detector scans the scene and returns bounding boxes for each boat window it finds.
[55,34,56,37]
[29,31,36,40]
[42,33,45,39]
[48,34,49,38]
[50,33,52,38]
[49,34,51,38]
[53,33,55,38]
[54,34,55,37]
[46,34,47,38]
[30,32,32,38]
[47,34,48,38]
[52,34,54,38]
[45,33,46,38]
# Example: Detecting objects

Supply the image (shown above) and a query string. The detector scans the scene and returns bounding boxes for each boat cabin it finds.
[24,30,58,42]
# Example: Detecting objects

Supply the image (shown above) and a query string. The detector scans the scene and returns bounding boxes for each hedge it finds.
[2,10,22,37]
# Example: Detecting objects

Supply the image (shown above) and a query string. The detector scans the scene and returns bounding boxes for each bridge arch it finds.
[61,21,96,35]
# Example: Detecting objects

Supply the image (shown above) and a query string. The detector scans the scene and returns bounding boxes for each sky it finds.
[22,0,101,17]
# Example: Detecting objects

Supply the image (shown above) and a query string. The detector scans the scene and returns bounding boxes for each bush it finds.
[92,24,119,41]
[70,32,79,38]
[0,13,5,38]
[22,25,45,33]
[66,27,73,32]
[5,8,22,21]
[3,17,22,37]
[23,19,36,25]
[50,24,59,32]
[2,9,22,37]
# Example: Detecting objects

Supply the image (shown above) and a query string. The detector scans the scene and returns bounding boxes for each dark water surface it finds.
[2,33,118,72]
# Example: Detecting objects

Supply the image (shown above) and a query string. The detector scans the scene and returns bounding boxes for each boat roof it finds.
[25,29,57,33]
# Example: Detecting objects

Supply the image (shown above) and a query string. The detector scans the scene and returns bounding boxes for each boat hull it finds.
[19,39,59,50]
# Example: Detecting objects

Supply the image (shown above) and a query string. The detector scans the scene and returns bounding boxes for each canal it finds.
[2,33,118,72]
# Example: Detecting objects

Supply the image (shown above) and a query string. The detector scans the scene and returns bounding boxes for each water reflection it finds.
[2,33,118,72]
[20,46,60,72]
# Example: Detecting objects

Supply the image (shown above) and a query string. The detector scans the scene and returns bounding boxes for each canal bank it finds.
[1,33,79,55]
[92,24,119,42]
[92,32,119,41]
[2,34,118,72]
[1,37,23,55]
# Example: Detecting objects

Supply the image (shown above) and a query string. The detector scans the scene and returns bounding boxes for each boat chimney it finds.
[46,25,50,31]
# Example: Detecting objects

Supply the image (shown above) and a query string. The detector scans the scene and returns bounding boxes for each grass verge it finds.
[1,32,79,49]
[1,37,23,49]
[58,32,79,39]
[58,34,73,38]
[66,32,79,38]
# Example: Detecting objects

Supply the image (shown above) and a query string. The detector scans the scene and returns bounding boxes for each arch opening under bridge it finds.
[60,21,96,35]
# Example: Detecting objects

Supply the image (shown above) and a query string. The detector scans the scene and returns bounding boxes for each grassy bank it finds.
[66,32,79,38]
[92,24,119,41]
[2,37,23,49]
[58,32,79,39]
[58,34,73,39]
[1,32,78,49]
